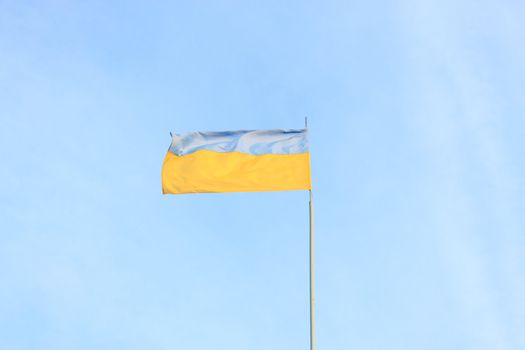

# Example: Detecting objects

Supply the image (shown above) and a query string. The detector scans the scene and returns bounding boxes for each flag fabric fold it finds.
[162,129,311,194]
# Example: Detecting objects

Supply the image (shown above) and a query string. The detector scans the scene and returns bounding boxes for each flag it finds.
[162,129,311,194]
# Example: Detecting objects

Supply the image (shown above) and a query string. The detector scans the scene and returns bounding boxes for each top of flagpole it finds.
[305,116,308,129]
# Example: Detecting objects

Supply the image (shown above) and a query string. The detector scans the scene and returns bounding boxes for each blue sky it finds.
[1,1,525,349]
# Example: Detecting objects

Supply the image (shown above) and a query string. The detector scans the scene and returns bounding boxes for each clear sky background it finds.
[1,1,525,349]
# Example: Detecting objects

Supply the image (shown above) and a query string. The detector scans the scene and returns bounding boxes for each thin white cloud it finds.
[397,0,525,348]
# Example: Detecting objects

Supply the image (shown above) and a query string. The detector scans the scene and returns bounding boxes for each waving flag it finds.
[162,129,311,194]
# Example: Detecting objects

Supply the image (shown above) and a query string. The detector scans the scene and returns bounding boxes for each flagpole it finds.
[309,189,315,350]
[305,117,315,350]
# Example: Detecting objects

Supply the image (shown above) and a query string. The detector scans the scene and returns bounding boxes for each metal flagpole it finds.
[309,189,315,350]
[305,117,315,350]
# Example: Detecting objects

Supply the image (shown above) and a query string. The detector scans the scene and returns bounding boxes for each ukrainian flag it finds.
[162,129,311,194]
